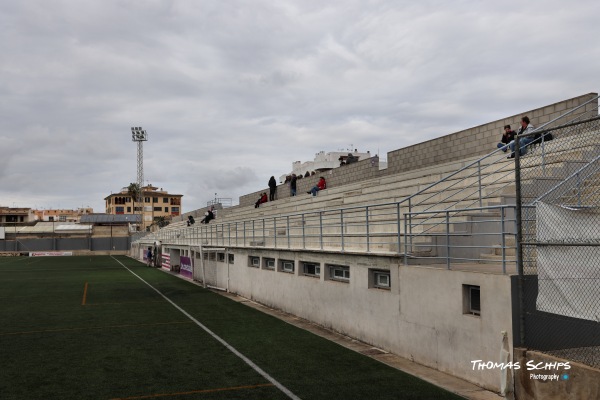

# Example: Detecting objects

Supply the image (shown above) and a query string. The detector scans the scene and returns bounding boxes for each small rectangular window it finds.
[279,260,295,273]
[373,271,390,289]
[249,256,260,268]
[328,265,350,282]
[302,262,320,277]
[153,207,162,212]
[463,285,481,316]
[217,253,225,262]
[228,254,235,264]
[263,258,275,270]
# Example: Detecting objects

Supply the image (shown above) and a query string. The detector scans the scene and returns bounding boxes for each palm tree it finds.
[156,216,169,228]
[127,183,142,230]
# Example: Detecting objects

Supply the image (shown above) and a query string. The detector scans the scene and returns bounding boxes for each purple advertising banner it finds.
[180,256,193,279]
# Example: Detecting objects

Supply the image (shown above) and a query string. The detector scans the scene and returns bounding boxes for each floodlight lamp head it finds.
[131,126,148,142]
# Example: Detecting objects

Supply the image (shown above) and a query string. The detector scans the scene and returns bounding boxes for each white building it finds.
[279,149,375,182]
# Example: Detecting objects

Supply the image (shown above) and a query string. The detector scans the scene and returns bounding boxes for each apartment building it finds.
[104,185,183,226]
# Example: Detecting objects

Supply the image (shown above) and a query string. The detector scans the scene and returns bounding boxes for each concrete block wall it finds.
[386,93,598,175]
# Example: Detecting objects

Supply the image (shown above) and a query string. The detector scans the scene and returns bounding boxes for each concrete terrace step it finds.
[155,131,600,259]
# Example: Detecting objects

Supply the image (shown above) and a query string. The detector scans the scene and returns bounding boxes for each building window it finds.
[163,198,168,203]
[217,253,225,262]
[165,207,169,212]
[302,262,320,277]
[249,256,260,268]
[153,207,162,212]
[116,207,124,214]
[144,197,150,203]
[328,264,350,282]
[263,258,275,270]
[279,259,295,273]
[127,207,131,213]
[371,270,391,290]
[228,254,235,264]
[463,285,481,316]
[153,197,158,203]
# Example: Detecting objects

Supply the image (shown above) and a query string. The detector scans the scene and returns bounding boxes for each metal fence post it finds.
[286,215,290,249]
[477,160,483,207]
[365,206,370,253]
[319,211,323,250]
[273,217,277,248]
[340,209,345,252]
[445,210,450,270]
[514,137,526,346]
[302,214,306,249]
[397,203,401,256]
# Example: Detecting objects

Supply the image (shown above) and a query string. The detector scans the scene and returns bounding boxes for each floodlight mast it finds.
[131,127,148,230]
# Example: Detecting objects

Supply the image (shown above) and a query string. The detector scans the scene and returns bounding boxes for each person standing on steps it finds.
[268,176,277,201]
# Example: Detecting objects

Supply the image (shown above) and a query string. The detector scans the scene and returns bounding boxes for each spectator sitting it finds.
[255,192,268,208]
[346,153,358,164]
[187,215,195,226]
[307,176,326,196]
[508,116,535,158]
[497,125,516,152]
[200,207,215,224]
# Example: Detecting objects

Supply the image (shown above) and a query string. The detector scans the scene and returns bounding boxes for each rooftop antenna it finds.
[131,127,148,230]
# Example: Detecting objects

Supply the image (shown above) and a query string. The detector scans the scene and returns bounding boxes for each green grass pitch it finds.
[0,255,463,400]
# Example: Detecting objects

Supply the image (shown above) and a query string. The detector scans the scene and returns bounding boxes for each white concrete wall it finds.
[211,248,513,392]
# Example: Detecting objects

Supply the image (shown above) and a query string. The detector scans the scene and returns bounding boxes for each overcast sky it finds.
[1,0,598,213]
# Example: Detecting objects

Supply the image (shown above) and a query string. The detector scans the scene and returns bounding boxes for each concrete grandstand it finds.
[131,93,600,399]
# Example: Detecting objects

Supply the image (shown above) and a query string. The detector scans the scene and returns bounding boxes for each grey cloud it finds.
[1,0,598,211]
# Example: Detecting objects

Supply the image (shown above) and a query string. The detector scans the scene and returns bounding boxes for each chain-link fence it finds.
[516,109,600,369]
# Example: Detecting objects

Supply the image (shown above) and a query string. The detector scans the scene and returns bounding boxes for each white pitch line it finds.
[111,256,301,400]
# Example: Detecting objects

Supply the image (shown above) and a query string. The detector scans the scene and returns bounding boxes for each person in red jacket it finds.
[255,192,268,208]
[308,177,326,196]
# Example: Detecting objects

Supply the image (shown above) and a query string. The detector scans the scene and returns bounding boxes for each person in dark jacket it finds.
[200,207,215,224]
[290,174,297,196]
[497,125,516,152]
[268,176,277,201]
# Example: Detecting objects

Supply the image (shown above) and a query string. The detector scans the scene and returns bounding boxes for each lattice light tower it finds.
[131,127,148,229]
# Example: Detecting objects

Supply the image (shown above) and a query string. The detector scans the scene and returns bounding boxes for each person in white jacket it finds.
[507,116,535,158]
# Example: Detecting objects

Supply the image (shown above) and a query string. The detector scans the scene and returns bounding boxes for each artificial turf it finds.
[0,255,463,400]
